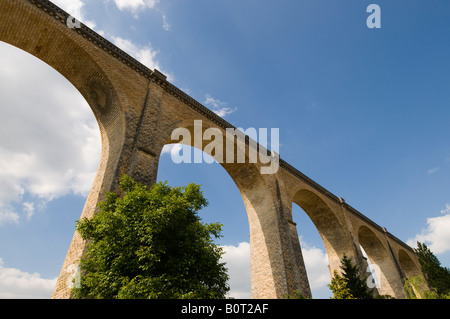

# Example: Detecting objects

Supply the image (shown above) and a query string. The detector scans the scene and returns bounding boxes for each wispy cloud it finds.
[427,166,440,175]
[108,0,170,29]
[441,204,450,215]
[0,208,19,226]
[204,95,237,118]
[111,36,173,81]
[112,36,158,68]
[162,15,170,31]
[23,202,35,220]
[53,0,167,69]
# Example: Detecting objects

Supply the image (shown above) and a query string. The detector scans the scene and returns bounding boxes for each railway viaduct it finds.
[0,0,425,299]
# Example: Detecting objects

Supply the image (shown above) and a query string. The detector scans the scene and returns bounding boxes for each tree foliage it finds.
[328,243,450,299]
[340,255,374,299]
[403,275,440,299]
[72,175,229,299]
[328,255,377,299]
[328,269,355,299]
[415,242,450,298]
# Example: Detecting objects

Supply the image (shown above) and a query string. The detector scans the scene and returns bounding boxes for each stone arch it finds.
[0,39,123,183]
[292,189,355,276]
[398,249,422,278]
[289,202,328,298]
[0,1,126,198]
[357,225,403,297]
[0,0,131,298]
[0,2,124,127]
[155,121,291,298]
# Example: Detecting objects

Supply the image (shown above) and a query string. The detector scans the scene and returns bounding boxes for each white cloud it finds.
[23,202,35,220]
[50,1,170,78]
[112,36,159,69]
[408,204,450,254]
[111,36,173,81]
[441,204,450,215]
[0,208,19,226]
[204,95,237,118]
[107,0,169,29]
[52,0,96,29]
[0,258,56,298]
[0,3,172,226]
[302,244,330,291]
[161,144,183,157]
[221,242,251,299]
[112,0,159,13]
[52,0,84,19]
[0,41,101,224]
[220,240,330,299]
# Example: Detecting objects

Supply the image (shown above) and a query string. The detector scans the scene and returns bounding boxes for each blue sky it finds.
[0,0,450,299]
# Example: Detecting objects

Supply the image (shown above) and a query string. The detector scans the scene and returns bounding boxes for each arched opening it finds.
[293,189,354,277]
[0,41,101,298]
[398,249,422,278]
[358,225,402,297]
[359,244,379,292]
[154,119,295,299]
[156,143,252,298]
[291,203,331,298]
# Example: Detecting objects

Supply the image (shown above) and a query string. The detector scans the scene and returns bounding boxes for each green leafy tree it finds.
[328,255,374,299]
[72,175,230,299]
[403,275,439,299]
[415,242,450,297]
[340,255,374,299]
[328,270,355,299]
